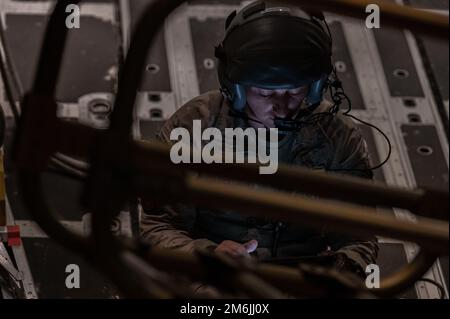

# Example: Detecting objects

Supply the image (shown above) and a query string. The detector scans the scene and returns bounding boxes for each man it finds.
[140,1,378,280]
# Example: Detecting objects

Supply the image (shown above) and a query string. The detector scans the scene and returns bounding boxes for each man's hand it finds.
[320,251,366,279]
[214,239,258,258]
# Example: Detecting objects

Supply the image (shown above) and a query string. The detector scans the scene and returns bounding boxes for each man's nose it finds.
[271,94,290,114]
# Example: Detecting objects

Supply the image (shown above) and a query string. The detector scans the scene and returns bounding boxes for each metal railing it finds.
[10,0,449,298]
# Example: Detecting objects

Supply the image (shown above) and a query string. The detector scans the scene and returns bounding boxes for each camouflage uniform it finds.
[140,90,379,273]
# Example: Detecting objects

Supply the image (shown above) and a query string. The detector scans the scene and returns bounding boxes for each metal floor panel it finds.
[139,120,165,140]
[2,121,86,222]
[189,17,225,94]
[362,10,449,297]
[401,125,448,191]
[407,0,449,10]
[4,14,120,103]
[22,238,119,298]
[419,36,449,101]
[377,243,418,299]
[326,21,366,110]
[6,171,85,222]
[129,0,172,92]
[372,26,424,97]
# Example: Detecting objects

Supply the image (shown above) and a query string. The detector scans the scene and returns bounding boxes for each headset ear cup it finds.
[233,84,247,111]
[305,76,327,107]
[216,45,248,111]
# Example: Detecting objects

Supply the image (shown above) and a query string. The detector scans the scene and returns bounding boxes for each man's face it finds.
[245,85,309,128]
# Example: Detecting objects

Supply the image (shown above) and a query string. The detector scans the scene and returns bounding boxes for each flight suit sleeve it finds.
[324,113,380,271]
[139,91,223,253]
[140,200,218,253]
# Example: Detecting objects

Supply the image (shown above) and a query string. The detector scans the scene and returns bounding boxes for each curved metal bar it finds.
[140,244,440,298]
[297,0,448,38]
[13,1,88,255]
[31,0,80,96]
[141,246,355,298]
[131,139,448,220]
[11,0,449,298]
[9,0,176,297]
[86,0,188,298]
[182,175,448,253]
[18,172,90,254]
[108,0,185,138]
[375,250,439,297]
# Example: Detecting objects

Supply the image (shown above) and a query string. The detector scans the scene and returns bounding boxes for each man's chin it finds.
[247,118,272,129]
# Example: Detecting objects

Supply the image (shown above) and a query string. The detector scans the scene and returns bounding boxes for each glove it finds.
[322,252,366,279]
